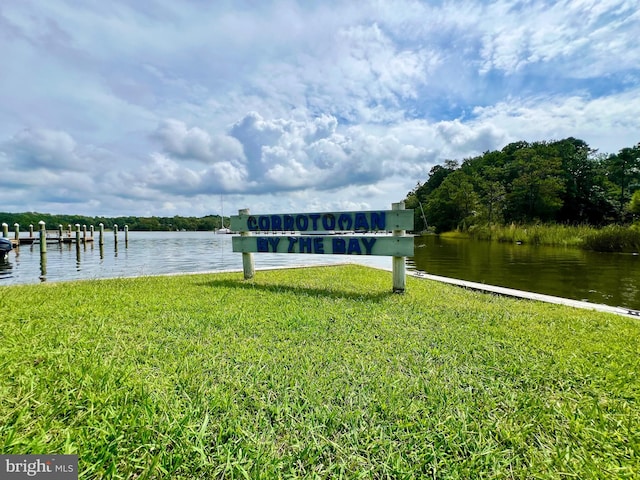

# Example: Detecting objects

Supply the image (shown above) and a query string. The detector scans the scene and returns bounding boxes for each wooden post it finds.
[114,224,118,245]
[29,224,34,238]
[1,223,7,238]
[90,225,94,239]
[58,225,63,241]
[14,223,19,241]
[124,225,129,246]
[392,201,407,293]
[82,225,87,243]
[39,221,46,254]
[239,208,255,279]
[99,223,104,246]
[40,250,47,279]
[75,224,81,247]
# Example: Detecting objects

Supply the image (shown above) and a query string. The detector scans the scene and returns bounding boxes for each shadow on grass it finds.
[197,277,394,303]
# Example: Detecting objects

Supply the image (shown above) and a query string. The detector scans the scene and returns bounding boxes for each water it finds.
[0,231,391,285]
[409,235,640,311]
[2,232,639,312]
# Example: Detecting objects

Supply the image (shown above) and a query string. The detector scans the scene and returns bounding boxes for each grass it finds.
[1,265,639,479]
[462,224,593,247]
[448,223,640,252]
[583,225,640,253]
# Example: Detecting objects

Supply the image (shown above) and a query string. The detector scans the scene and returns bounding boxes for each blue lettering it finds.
[296,215,309,231]
[354,213,369,230]
[284,215,294,231]
[332,237,346,254]
[271,215,282,231]
[314,237,324,253]
[347,238,362,254]
[338,213,352,231]
[268,237,280,251]
[361,237,376,254]
[309,214,321,231]
[322,214,336,230]
[299,237,312,253]
[287,237,297,252]
[257,237,268,252]
[258,215,270,231]
[247,216,258,231]
[371,212,385,231]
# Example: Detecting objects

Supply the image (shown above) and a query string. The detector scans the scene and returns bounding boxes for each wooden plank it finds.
[232,235,414,257]
[230,209,414,233]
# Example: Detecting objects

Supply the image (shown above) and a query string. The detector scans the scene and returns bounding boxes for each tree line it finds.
[404,138,640,233]
[0,213,227,232]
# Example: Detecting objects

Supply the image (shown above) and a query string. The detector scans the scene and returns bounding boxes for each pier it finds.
[3,223,96,247]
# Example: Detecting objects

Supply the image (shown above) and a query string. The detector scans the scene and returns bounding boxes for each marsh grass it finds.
[453,223,640,253]
[1,265,639,478]
[583,225,640,253]
[463,224,593,247]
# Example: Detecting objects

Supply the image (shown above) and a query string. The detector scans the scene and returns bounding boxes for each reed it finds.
[451,223,640,252]
[583,224,640,253]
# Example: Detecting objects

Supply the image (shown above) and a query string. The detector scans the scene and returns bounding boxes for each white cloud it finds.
[0,0,638,217]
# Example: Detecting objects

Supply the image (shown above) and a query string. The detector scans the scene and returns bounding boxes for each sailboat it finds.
[217,196,232,234]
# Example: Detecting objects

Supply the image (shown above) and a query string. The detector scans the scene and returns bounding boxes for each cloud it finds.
[471,90,640,152]
[153,119,244,164]
[1,0,639,218]
[2,128,86,171]
[122,112,436,199]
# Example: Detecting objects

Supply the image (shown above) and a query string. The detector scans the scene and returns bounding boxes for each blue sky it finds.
[1,0,639,218]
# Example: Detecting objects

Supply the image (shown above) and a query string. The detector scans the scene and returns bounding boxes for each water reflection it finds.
[0,255,12,279]
[410,235,640,310]
[40,251,47,281]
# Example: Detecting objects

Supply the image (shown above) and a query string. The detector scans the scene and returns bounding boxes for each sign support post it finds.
[392,201,407,293]
[239,208,255,279]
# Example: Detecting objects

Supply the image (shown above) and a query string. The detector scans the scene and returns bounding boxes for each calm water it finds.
[409,235,640,311]
[2,232,639,311]
[0,231,391,285]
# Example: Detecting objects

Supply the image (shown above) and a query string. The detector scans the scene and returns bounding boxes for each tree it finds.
[504,146,565,222]
[630,190,640,217]
[606,144,640,221]
[407,161,459,232]
[425,170,478,232]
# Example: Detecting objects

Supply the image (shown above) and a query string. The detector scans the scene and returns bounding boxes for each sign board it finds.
[232,234,413,257]
[231,204,414,292]
[230,209,414,233]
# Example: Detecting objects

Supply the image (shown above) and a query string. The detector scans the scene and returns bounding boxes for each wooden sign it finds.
[231,203,414,292]
[230,209,414,233]
[232,234,413,257]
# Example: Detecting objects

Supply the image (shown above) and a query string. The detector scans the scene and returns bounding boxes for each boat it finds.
[216,196,233,234]
[0,237,12,259]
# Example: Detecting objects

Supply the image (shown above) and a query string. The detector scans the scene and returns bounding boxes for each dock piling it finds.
[1,223,7,238]
[39,221,46,254]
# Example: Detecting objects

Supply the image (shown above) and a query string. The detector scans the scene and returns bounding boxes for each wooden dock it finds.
[10,235,94,246]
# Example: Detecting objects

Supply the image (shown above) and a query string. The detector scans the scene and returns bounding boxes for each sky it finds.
[1,0,639,218]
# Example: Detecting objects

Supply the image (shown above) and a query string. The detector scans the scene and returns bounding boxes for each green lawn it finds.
[1,265,638,479]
